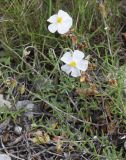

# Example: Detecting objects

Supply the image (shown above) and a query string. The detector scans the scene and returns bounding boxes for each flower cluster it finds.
[47,10,89,77]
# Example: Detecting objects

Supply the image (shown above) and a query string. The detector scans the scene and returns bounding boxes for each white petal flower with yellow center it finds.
[47,10,73,34]
[61,50,88,77]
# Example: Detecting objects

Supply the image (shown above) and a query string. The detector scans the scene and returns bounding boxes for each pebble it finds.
[16,100,35,119]
[0,154,11,160]
[14,125,22,135]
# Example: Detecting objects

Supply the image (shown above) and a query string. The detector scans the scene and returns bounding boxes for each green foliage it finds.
[0,0,125,159]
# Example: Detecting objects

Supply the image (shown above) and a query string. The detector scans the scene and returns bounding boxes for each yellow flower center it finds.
[69,61,77,67]
[57,17,62,24]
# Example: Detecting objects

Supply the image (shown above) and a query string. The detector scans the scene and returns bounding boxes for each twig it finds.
[65,91,79,112]
[26,88,107,127]
[103,16,112,56]
[1,137,25,160]
[7,136,23,146]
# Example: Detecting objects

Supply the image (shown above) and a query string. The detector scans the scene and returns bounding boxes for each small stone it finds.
[16,100,32,110]
[14,125,22,135]
[0,154,11,160]
[26,103,34,111]
[16,100,34,117]
[16,100,38,119]
[0,94,12,109]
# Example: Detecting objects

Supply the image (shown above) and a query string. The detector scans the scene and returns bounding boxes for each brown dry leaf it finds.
[32,131,50,145]
[71,35,78,45]
[4,79,11,86]
[108,78,118,87]
[99,2,107,18]
[76,84,99,96]
[104,104,112,121]
[68,143,75,151]
[2,132,9,143]
[4,78,17,88]
[108,121,118,135]
[80,73,90,83]
[18,84,25,95]
[122,32,126,40]
[0,86,6,94]
[88,63,97,70]
[77,41,88,50]
[76,88,99,96]
[56,140,63,153]
[10,79,17,88]
[90,83,97,90]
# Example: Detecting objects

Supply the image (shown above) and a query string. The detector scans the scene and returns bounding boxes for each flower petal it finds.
[48,24,57,33]
[77,60,88,71]
[73,50,84,62]
[61,52,72,64]
[58,10,71,20]
[47,14,58,23]
[71,68,81,77]
[61,64,72,75]
[64,17,73,28]
[57,23,71,34]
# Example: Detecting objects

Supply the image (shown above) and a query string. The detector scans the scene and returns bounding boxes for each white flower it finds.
[47,10,73,34]
[61,50,88,77]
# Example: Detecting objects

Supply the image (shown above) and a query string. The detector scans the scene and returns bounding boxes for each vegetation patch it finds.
[0,0,126,159]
